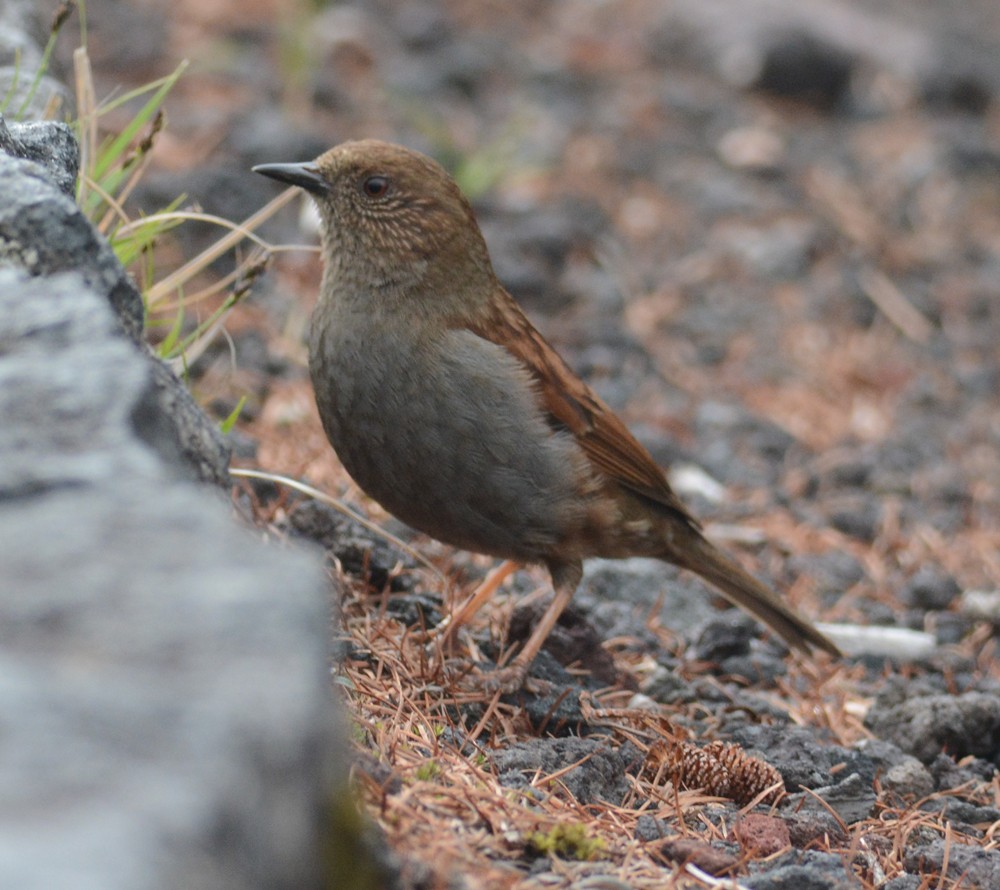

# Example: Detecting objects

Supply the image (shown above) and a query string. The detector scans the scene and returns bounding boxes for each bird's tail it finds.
[674,530,840,658]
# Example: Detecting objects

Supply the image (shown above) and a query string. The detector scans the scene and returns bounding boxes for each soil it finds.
[68,0,1000,887]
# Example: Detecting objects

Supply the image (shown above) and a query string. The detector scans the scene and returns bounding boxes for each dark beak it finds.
[252,162,329,195]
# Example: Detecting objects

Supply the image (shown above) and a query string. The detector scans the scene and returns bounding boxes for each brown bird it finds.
[254,140,839,691]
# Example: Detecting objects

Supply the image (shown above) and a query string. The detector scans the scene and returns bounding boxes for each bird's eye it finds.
[361,175,390,198]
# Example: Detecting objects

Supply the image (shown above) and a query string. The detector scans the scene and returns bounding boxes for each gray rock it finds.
[139,358,232,487]
[0,124,144,342]
[787,549,866,601]
[788,772,876,825]
[865,690,1000,764]
[854,739,934,797]
[826,493,883,543]
[0,116,78,196]
[735,724,836,788]
[634,814,673,842]
[881,760,935,801]
[903,838,1000,888]
[745,849,858,890]
[783,810,848,848]
[0,120,231,486]
[494,738,640,806]
[902,567,961,611]
[0,271,352,890]
[655,0,1000,114]
[578,557,718,640]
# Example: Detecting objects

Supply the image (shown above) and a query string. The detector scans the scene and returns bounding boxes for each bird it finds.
[253,139,839,691]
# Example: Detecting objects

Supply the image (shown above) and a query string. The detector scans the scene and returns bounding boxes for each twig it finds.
[858,267,934,344]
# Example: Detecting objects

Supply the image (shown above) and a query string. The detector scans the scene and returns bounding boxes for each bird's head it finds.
[254,139,495,298]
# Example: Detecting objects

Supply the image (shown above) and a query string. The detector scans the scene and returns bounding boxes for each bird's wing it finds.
[463,287,699,525]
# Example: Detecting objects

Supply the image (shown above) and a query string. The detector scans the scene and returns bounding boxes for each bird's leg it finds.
[438,559,519,648]
[482,568,579,694]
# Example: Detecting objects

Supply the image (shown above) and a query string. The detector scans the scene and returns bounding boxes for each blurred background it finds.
[62,0,1000,624]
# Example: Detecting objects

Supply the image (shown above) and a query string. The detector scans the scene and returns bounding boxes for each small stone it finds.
[693,614,757,661]
[634,814,672,843]
[961,589,1000,622]
[902,567,961,611]
[717,126,785,172]
[798,773,876,825]
[827,495,882,542]
[735,814,790,857]
[882,759,934,800]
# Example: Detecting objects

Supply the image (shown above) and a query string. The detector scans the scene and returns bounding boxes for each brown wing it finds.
[463,286,698,526]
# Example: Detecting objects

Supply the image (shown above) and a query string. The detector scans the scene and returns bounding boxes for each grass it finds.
[71,43,303,377]
[0,1,321,425]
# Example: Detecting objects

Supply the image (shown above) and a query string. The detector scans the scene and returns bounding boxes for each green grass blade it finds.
[89,59,188,183]
[155,294,185,358]
[219,396,247,434]
[110,197,187,267]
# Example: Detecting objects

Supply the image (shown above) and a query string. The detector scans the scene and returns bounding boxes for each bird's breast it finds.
[307,310,592,562]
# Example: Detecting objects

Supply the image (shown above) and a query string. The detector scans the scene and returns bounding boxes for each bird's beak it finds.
[252,162,329,195]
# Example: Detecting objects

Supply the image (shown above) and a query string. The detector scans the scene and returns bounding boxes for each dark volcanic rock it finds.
[865,690,1000,765]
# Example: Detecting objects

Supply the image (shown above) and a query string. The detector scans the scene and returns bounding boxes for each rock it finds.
[634,814,672,842]
[745,849,858,889]
[787,550,866,601]
[285,499,417,593]
[883,759,935,800]
[933,612,973,646]
[735,814,790,857]
[783,810,848,849]
[935,799,1000,828]
[693,614,757,660]
[902,567,961,611]
[744,30,855,110]
[864,690,1000,764]
[961,589,1000,623]
[930,752,997,792]
[710,217,820,280]
[0,117,230,486]
[825,493,882,542]
[577,557,715,643]
[0,272,352,889]
[0,116,78,197]
[730,725,874,792]
[903,838,1000,888]
[854,739,933,800]
[139,359,232,486]
[787,773,876,825]
[0,117,144,342]
[656,0,1000,115]
[920,35,998,113]
[508,599,624,690]
[494,738,641,806]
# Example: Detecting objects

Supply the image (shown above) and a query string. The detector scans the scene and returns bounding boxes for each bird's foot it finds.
[479,662,529,695]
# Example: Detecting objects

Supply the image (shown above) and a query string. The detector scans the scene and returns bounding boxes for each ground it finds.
[70,0,1000,887]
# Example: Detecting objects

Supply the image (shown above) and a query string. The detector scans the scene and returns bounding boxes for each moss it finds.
[415,760,441,781]
[526,822,607,862]
[322,787,389,890]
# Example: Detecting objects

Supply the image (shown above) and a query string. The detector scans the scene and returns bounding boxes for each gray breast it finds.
[309,322,585,563]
